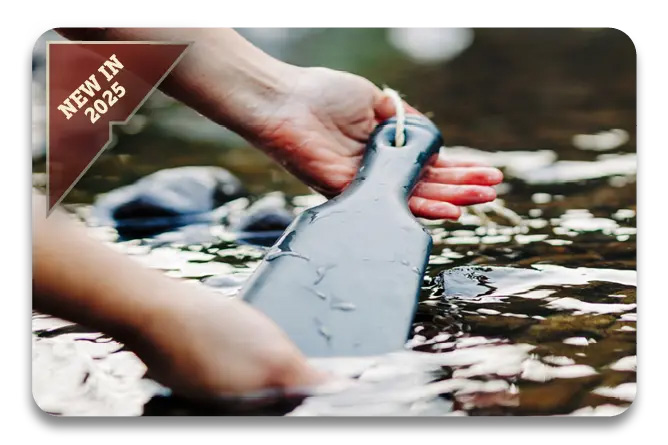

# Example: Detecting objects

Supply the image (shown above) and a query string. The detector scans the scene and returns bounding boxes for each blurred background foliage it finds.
[32,28,635,203]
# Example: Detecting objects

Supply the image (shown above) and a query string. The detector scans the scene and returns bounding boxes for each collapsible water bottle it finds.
[241,115,443,357]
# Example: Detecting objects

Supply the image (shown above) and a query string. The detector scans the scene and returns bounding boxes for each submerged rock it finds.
[229,193,295,245]
[235,207,294,233]
[462,314,535,336]
[526,314,616,343]
[90,167,245,238]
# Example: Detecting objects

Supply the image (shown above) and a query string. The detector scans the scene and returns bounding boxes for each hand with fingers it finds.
[241,67,503,219]
[64,29,502,220]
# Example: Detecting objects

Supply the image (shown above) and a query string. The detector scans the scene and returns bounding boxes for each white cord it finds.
[383,87,406,147]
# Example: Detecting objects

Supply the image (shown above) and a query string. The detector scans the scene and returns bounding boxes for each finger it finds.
[373,93,396,122]
[413,183,497,206]
[373,89,422,122]
[432,156,492,168]
[422,166,504,186]
[432,151,496,168]
[409,197,462,220]
[373,91,396,122]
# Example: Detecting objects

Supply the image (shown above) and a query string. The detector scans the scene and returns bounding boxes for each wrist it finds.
[209,53,301,139]
[118,275,191,357]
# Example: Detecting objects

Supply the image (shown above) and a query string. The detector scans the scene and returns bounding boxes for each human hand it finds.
[69,29,502,220]
[132,285,324,398]
[243,66,503,220]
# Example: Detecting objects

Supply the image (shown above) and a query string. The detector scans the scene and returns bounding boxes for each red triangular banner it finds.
[47,42,189,211]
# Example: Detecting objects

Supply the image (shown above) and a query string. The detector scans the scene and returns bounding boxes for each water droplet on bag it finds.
[314,265,334,284]
[330,298,356,311]
[314,318,332,342]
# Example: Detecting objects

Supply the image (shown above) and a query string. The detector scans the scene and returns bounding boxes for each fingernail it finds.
[488,169,503,182]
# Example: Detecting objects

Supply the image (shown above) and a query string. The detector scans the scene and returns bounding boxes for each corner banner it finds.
[47,42,189,211]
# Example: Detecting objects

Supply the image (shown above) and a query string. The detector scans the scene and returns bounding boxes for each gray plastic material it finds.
[241,116,443,357]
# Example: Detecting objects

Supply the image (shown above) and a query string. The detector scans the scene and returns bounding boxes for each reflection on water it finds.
[32,29,635,416]
[32,169,637,415]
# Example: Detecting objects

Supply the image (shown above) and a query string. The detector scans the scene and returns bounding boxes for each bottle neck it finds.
[351,146,431,199]
[344,116,443,200]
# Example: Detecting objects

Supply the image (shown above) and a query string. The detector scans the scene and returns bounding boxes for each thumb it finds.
[372,88,422,122]
[373,89,397,122]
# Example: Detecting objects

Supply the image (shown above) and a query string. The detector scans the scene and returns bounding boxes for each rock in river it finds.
[90,166,245,238]
[229,192,295,246]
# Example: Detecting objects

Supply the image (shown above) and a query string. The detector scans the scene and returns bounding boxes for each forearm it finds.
[33,193,321,394]
[32,193,172,347]
[56,28,298,139]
